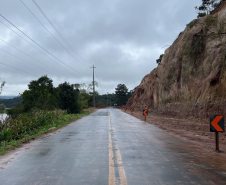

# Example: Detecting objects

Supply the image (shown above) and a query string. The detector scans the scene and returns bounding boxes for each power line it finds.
[20,0,90,68]
[0,61,39,77]
[32,0,92,66]
[0,14,84,76]
[0,20,72,76]
[0,38,60,76]
[0,48,54,75]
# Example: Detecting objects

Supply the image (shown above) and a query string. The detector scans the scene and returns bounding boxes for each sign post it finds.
[210,115,224,151]
[216,132,219,151]
[143,109,148,121]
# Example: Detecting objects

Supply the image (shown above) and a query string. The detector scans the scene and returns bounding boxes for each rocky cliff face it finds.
[127,3,226,118]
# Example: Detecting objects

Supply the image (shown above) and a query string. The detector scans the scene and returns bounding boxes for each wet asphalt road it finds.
[1,108,226,185]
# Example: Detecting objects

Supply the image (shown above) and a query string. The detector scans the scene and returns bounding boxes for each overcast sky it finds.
[0,0,201,96]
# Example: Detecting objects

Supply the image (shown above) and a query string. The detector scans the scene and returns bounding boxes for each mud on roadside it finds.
[124,110,226,159]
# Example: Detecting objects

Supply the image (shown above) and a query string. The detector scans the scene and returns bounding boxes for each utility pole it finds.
[107,92,108,107]
[91,65,96,108]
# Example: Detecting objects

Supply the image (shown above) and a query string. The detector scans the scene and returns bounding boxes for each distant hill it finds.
[0,96,16,99]
[0,96,22,108]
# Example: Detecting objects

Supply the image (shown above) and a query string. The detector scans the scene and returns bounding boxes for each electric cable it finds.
[0,20,71,76]
[0,14,83,76]
[0,38,60,76]
[0,48,55,75]
[0,61,39,77]
[32,0,92,66]
[20,0,90,68]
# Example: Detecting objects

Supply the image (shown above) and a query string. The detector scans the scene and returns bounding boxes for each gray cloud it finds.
[0,0,201,96]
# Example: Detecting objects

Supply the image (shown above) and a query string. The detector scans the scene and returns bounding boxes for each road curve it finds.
[0,108,226,185]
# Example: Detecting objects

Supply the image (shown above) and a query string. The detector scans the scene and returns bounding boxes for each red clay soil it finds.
[124,110,226,159]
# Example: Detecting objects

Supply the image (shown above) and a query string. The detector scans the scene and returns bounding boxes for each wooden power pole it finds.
[91,65,96,107]
[107,92,108,107]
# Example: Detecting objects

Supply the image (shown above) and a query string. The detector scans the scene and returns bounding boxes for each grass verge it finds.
[0,111,92,155]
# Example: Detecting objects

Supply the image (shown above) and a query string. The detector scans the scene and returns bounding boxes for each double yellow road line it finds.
[108,116,127,185]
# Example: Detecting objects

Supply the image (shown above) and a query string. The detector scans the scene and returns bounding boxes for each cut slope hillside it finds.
[127,2,226,118]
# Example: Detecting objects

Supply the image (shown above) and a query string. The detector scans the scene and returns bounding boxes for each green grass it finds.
[205,17,217,25]
[0,111,92,155]
[187,20,197,29]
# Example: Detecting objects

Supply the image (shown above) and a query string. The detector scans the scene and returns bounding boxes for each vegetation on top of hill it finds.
[156,54,164,65]
[195,0,221,18]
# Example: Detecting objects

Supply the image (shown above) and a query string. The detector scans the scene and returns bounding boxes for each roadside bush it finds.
[6,103,24,119]
[0,109,66,142]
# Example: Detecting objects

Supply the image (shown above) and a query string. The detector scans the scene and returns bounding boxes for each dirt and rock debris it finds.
[124,109,226,159]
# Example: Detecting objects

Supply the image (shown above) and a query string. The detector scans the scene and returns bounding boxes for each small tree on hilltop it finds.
[156,54,164,65]
[195,0,221,18]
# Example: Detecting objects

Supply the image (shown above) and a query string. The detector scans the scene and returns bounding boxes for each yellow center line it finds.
[109,116,115,185]
[109,116,128,185]
[115,145,128,185]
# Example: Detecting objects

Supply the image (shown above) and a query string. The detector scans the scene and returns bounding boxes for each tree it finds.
[88,81,98,93]
[0,103,6,111]
[22,75,58,112]
[96,93,116,107]
[75,82,99,108]
[127,87,136,98]
[115,84,129,106]
[156,54,164,65]
[79,92,91,109]
[195,0,221,18]
[0,79,5,95]
[57,82,80,114]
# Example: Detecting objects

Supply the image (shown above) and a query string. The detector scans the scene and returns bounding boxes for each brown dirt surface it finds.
[124,110,226,159]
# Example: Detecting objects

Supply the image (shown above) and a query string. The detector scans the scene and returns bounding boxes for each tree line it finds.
[1,75,136,118]
[7,75,97,118]
[96,84,135,107]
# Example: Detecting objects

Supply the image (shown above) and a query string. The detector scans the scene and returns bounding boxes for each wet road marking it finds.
[115,145,127,185]
[109,116,128,185]
[109,117,116,185]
